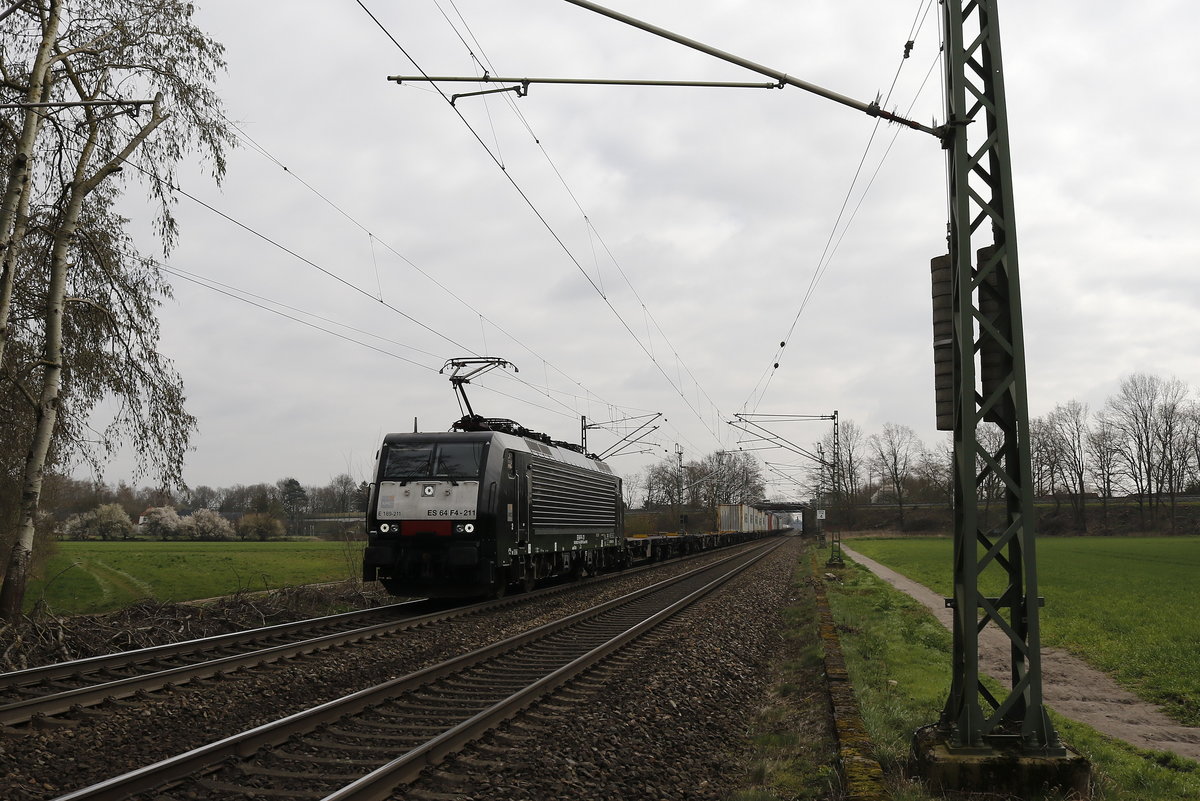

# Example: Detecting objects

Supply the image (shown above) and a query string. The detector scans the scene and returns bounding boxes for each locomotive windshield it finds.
[381,441,485,482]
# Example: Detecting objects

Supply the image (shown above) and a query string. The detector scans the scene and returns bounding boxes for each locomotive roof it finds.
[381,429,615,475]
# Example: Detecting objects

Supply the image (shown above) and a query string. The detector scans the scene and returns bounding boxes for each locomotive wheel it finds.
[491,568,509,599]
[522,572,536,593]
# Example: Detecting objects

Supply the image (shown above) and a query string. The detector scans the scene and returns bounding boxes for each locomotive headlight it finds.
[464,523,475,533]
[422,485,434,497]
[379,523,391,533]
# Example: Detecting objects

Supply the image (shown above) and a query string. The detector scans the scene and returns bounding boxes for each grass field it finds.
[26,540,366,615]
[823,552,1200,800]
[845,535,1200,727]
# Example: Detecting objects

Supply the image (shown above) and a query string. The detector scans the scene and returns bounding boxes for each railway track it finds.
[50,539,782,801]
[0,601,434,728]
[0,542,762,729]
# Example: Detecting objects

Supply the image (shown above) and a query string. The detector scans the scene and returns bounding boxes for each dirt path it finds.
[841,545,1200,762]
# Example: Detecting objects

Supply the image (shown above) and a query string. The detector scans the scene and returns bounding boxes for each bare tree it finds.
[1105,374,1161,525]
[868,422,922,529]
[187,485,223,511]
[1087,412,1121,528]
[643,458,680,509]
[1185,402,1200,495]
[1046,400,1090,531]
[1154,377,1190,529]
[838,420,866,505]
[1103,373,1190,529]
[620,469,644,510]
[1028,415,1057,498]
[809,419,866,517]
[915,435,953,507]
[0,0,233,620]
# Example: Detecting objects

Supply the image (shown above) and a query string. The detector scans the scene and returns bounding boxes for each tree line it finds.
[48,474,369,542]
[622,450,767,511]
[810,372,1200,533]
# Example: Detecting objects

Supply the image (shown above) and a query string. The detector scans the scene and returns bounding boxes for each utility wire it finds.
[44,108,647,431]
[408,0,730,448]
[367,0,729,450]
[745,4,941,413]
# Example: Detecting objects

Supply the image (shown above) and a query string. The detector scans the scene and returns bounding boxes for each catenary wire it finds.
[743,6,942,413]
[43,98,647,430]
[361,0,730,450]
[436,3,730,442]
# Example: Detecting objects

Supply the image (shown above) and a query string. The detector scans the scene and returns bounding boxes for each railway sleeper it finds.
[197,777,325,799]
[475,732,536,748]
[400,695,502,710]
[367,708,445,723]
[299,736,426,754]
[405,787,469,801]
[270,749,384,767]
[517,708,571,724]
[236,763,363,782]
[448,754,509,771]
[351,717,447,733]
[553,686,603,702]
[322,726,430,746]
[441,677,531,692]
[425,769,474,786]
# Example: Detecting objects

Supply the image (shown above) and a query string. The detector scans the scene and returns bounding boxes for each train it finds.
[361,414,786,598]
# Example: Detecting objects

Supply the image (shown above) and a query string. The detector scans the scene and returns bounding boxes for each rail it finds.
[51,539,782,801]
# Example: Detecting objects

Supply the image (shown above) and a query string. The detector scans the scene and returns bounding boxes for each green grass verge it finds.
[27,540,366,615]
[729,558,840,801]
[846,536,1200,726]
[825,556,1200,800]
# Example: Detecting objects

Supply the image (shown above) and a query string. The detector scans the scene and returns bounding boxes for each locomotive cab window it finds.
[435,442,485,478]
[381,441,485,482]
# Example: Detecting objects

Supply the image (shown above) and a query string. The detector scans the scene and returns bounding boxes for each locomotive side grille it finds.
[530,459,618,528]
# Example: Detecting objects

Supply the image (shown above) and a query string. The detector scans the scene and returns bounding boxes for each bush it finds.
[64,503,135,541]
[141,506,181,541]
[179,508,235,541]
[237,513,284,541]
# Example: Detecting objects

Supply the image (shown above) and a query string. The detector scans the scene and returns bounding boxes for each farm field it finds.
[822,551,1200,800]
[846,536,1200,727]
[25,540,366,615]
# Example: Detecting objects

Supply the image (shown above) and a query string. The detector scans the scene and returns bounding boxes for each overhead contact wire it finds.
[370,0,728,448]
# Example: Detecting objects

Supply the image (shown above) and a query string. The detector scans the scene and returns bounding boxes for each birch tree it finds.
[0,0,233,620]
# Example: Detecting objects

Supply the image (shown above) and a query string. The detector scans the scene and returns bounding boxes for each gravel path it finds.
[0,539,827,800]
[842,545,1200,762]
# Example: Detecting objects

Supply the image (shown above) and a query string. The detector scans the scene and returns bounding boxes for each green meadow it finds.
[823,553,1200,801]
[845,536,1200,727]
[26,540,366,615]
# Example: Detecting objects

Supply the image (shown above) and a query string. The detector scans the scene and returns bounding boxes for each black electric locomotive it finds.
[362,415,624,598]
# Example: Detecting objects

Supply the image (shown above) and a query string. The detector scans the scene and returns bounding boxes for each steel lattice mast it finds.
[937,0,1060,753]
[392,0,1063,759]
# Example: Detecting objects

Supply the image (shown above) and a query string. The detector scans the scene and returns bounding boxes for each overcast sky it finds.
[95,1,1200,499]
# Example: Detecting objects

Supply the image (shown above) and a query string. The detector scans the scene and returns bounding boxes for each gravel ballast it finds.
[0,537,829,800]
